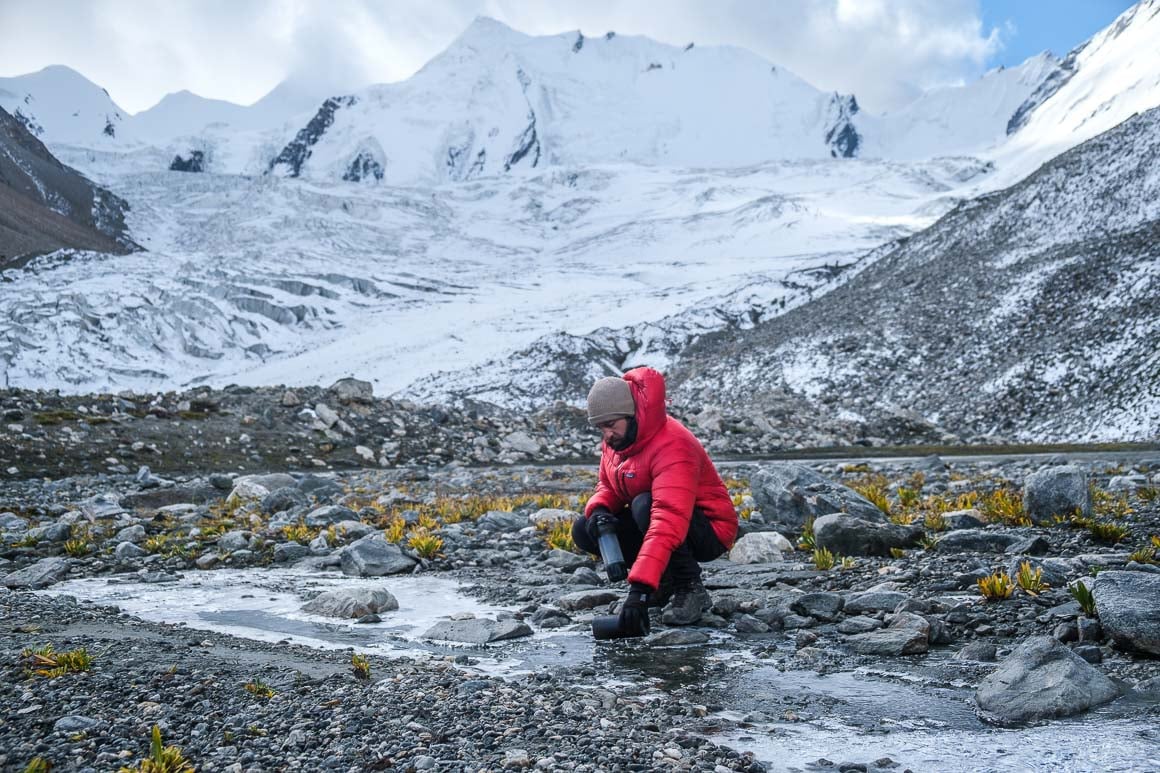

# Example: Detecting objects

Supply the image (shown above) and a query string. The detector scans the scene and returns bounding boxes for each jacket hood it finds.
[619,367,667,455]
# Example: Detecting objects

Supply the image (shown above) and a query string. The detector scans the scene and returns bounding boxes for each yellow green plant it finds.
[1015,561,1049,595]
[839,556,856,570]
[243,677,275,698]
[1127,545,1157,564]
[21,644,93,678]
[917,534,940,551]
[280,521,316,543]
[1087,521,1129,543]
[850,474,891,516]
[63,538,93,557]
[539,519,575,552]
[923,512,948,532]
[117,725,194,773]
[977,572,1014,601]
[1137,486,1158,503]
[1152,535,1160,549]
[889,547,906,559]
[407,531,444,559]
[798,516,816,550]
[23,758,51,773]
[382,517,406,543]
[1069,580,1097,616]
[812,547,836,570]
[980,488,1028,526]
[1092,489,1133,519]
[351,653,371,680]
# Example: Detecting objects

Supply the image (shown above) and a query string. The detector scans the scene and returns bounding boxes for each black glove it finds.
[586,507,616,542]
[617,582,652,637]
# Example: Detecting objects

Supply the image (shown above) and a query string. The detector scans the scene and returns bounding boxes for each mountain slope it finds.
[0,107,137,267]
[670,106,1160,444]
[988,0,1160,185]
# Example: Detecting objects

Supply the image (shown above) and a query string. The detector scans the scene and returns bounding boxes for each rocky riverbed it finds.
[2,412,1160,771]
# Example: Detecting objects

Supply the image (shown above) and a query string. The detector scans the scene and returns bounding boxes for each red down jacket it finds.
[583,367,738,590]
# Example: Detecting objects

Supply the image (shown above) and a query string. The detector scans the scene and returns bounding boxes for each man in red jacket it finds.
[571,367,739,630]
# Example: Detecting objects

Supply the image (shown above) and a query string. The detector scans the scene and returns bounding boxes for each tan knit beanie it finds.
[587,377,635,425]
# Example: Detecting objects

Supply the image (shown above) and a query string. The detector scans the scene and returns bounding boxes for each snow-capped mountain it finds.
[0,65,132,144]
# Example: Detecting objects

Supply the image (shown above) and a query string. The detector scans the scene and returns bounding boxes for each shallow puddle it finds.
[712,664,1160,772]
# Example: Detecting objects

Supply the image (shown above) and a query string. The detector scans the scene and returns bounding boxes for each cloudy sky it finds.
[0,0,1137,115]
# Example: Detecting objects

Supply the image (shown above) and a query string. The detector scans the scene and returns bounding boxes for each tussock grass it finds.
[538,519,575,552]
[116,725,194,773]
[1069,580,1097,616]
[1087,521,1129,543]
[850,474,891,516]
[1015,561,1049,595]
[21,644,93,678]
[812,547,835,570]
[980,488,1029,526]
[977,572,1014,601]
[351,653,371,681]
[406,531,444,559]
[243,677,275,699]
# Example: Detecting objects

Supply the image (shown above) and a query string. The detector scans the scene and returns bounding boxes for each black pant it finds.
[572,493,726,586]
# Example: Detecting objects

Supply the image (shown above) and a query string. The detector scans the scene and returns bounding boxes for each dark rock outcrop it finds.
[269,96,357,178]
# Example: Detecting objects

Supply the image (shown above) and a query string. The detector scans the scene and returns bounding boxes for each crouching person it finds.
[572,367,738,630]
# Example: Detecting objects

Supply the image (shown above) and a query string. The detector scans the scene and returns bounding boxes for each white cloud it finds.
[0,0,1005,114]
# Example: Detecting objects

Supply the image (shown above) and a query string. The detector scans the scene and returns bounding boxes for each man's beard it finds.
[609,418,638,451]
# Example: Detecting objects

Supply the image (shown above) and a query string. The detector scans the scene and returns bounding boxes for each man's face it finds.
[595,417,629,447]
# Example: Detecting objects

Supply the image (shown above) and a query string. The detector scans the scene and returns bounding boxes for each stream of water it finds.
[41,568,1160,773]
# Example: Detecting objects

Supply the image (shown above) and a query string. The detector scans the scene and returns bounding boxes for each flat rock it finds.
[942,509,986,529]
[273,543,312,563]
[422,618,532,644]
[339,535,417,576]
[814,514,919,557]
[846,612,929,656]
[974,636,1120,724]
[544,549,589,571]
[844,590,910,615]
[648,629,711,646]
[3,557,72,589]
[556,589,619,611]
[791,592,844,622]
[1092,571,1160,655]
[302,587,398,618]
[836,616,883,635]
[936,530,1021,553]
[476,510,526,532]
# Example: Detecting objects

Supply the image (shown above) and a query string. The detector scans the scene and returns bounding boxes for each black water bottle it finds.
[596,518,627,583]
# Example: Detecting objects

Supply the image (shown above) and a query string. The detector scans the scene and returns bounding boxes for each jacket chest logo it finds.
[624,472,636,479]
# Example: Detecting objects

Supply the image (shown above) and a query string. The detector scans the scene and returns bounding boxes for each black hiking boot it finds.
[661,579,712,626]
[648,573,675,608]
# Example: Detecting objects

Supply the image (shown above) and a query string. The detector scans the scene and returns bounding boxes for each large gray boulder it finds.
[329,377,374,404]
[556,589,619,611]
[1023,466,1091,524]
[1092,571,1160,655]
[339,536,417,576]
[422,618,532,644]
[813,514,920,556]
[302,587,398,618]
[975,636,1119,724]
[3,557,72,589]
[844,590,911,616]
[750,463,887,533]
